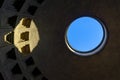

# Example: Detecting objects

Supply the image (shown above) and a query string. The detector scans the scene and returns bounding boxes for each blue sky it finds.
[66,17,104,52]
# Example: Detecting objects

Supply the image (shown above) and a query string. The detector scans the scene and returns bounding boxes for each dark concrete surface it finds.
[0,0,120,80]
[34,0,120,80]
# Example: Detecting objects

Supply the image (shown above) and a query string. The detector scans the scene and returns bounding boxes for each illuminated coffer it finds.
[4,18,40,54]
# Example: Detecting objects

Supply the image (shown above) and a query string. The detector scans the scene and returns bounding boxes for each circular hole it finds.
[65,16,107,56]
